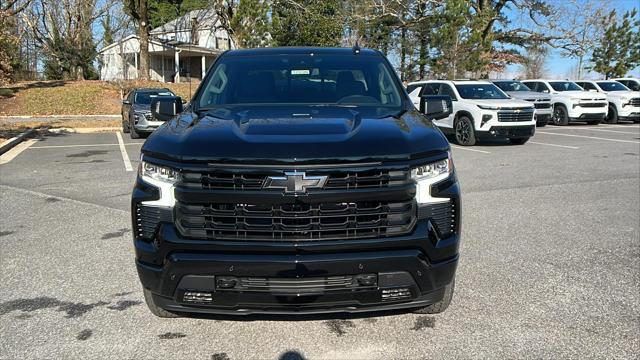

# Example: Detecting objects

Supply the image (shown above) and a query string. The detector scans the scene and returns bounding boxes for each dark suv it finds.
[121,88,176,139]
[132,47,461,317]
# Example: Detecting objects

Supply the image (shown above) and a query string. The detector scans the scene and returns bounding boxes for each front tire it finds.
[143,288,180,318]
[454,116,477,146]
[509,137,529,145]
[413,279,455,314]
[604,105,618,124]
[552,105,569,126]
[122,116,130,133]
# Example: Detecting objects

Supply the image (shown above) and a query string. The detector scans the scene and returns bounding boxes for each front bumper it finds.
[477,125,535,139]
[618,105,640,120]
[136,229,459,315]
[132,173,461,315]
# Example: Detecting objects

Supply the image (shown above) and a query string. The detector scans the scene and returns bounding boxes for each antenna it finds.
[353,40,360,55]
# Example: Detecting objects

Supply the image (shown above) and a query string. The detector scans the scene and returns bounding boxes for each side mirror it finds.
[420,95,453,120]
[151,96,183,121]
[122,100,131,105]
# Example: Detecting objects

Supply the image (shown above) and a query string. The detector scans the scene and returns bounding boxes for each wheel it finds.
[143,288,180,318]
[122,116,130,133]
[413,279,455,314]
[130,127,140,139]
[509,137,529,145]
[454,116,476,146]
[552,105,569,126]
[604,105,618,124]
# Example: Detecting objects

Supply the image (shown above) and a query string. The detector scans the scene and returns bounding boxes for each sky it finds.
[504,0,640,79]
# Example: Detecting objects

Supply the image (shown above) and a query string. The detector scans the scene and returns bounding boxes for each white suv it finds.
[574,80,640,123]
[407,80,536,146]
[613,78,640,91]
[522,79,608,125]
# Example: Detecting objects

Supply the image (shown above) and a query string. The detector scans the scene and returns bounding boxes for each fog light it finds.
[183,291,213,303]
[381,287,412,301]
[481,114,492,126]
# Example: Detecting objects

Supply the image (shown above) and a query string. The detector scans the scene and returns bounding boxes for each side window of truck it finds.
[420,83,440,96]
[406,84,423,97]
[439,84,457,100]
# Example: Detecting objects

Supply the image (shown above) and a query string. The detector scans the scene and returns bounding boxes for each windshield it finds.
[196,54,403,109]
[621,80,640,91]
[493,81,531,92]
[549,81,582,92]
[597,81,630,92]
[454,84,509,99]
[135,91,174,105]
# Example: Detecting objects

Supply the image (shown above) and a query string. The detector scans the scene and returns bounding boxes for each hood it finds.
[472,99,534,109]
[505,91,551,101]
[132,103,151,112]
[604,91,640,99]
[553,91,607,101]
[141,106,450,164]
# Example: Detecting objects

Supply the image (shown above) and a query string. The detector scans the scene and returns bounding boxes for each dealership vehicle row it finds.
[405,78,639,146]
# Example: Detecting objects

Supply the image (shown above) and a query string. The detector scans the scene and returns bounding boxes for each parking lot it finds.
[0,124,639,359]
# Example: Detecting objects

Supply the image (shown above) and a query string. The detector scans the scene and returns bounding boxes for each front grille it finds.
[181,169,410,191]
[175,200,416,241]
[418,200,456,238]
[226,275,374,293]
[497,110,534,122]
[534,102,551,109]
[135,204,173,239]
[629,98,640,106]
[577,102,607,108]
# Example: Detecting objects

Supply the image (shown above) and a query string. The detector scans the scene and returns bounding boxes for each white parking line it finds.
[537,131,640,144]
[563,127,639,135]
[116,132,134,171]
[0,139,38,165]
[30,143,144,149]
[529,141,579,149]
[450,145,491,154]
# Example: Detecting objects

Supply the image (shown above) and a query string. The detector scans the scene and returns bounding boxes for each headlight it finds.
[411,157,451,181]
[477,105,500,110]
[412,153,453,204]
[139,160,179,207]
[140,161,179,184]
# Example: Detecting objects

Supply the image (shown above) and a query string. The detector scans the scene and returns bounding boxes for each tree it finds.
[22,0,106,80]
[520,45,548,79]
[272,0,343,47]
[148,0,210,29]
[0,0,32,84]
[230,0,271,48]
[125,0,150,80]
[591,9,640,79]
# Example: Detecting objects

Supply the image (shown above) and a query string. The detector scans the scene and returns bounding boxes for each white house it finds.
[98,8,234,83]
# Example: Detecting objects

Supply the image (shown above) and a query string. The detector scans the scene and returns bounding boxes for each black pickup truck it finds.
[132,47,461,317]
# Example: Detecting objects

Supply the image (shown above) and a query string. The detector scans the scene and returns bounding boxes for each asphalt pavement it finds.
[0,124,639,359]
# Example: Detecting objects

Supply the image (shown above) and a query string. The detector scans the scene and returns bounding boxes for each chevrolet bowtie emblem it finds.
[263,172,328,194]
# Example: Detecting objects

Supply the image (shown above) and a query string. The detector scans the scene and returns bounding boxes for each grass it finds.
[0,119,121,142]
[0,80,199,116]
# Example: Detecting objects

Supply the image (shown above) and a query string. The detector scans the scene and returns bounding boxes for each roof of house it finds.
[150,8,218,34]
[97,35,168,54]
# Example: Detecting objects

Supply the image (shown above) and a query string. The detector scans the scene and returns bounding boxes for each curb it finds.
[46,127,122,134]
[0,114,120,119]
[0,128,36,155]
